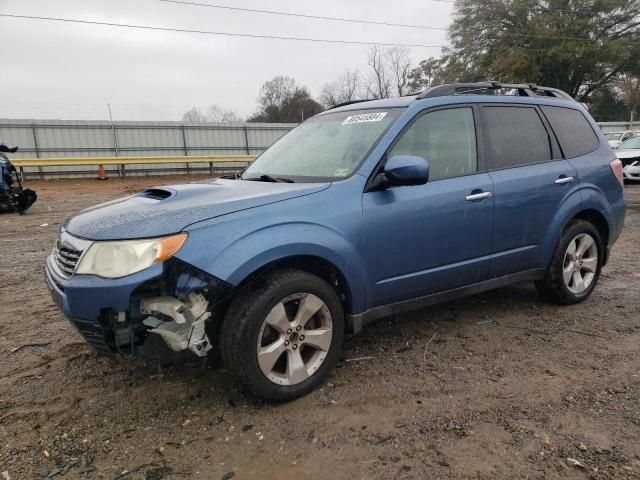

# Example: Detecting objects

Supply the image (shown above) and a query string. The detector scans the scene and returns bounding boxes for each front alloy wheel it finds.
[221,269,344,401]
[257,293,333,386]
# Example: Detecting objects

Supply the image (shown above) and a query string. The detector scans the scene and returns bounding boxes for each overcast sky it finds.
[0,0,452,121]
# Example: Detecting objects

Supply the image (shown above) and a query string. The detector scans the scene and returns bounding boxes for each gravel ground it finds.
[1,176,639,480]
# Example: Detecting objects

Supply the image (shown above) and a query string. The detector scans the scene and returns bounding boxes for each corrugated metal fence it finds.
[0,119,296,178]
[597,121,640,133]
[1,119,638,179]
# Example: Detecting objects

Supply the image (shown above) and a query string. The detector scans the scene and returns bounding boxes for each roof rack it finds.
[330,91,420,109]
[416,81,574,101]
[328,99,375,110]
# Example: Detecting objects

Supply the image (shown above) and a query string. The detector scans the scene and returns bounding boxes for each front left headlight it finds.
[76,233,187,279]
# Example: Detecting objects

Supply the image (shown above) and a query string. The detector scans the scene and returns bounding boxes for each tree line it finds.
[183,0,640,124]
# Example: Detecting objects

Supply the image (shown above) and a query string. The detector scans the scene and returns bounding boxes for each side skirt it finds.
[347,269,544,334]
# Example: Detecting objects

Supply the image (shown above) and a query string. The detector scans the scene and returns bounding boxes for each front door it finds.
[362,106,494,307]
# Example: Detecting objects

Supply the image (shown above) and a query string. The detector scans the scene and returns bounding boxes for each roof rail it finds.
[416,81,574,101]
[328,99,375,110]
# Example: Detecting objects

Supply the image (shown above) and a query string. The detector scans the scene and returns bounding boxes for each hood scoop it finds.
[138,188,174,201]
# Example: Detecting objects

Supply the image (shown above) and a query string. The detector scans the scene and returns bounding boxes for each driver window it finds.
[389,107,477,181]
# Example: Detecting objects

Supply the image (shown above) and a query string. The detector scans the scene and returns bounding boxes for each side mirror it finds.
[383,155,429,188]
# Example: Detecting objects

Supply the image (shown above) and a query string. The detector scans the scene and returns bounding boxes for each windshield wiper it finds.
[244,174,295,183]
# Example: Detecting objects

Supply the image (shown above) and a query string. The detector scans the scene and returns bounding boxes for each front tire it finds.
[221,269,344,402]
[535,220,603,305]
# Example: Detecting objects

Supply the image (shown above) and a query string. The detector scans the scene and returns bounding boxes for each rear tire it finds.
[221,269,344,402]
[535,220,603,305]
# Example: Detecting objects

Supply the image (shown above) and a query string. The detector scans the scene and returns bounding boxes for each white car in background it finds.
[604,130,636,148]
[615,136,640,182]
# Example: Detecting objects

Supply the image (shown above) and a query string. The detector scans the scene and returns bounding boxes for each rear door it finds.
[481,104,578,277]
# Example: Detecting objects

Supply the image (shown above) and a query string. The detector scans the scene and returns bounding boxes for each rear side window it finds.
[388,107,477,181]
[541,106,599,158]
[482,106,551,169]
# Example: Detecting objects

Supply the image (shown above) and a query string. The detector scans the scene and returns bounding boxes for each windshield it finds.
[243,108,402,181]
[605,132,623,140]
[618,136,640,149]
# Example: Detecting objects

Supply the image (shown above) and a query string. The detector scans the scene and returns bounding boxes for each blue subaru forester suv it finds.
[45,82,626,401]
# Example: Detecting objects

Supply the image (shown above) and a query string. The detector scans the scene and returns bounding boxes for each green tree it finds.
[407,57,446,91]
[588,86,628,122]
[250,77,324,122]
[441,0,640,100]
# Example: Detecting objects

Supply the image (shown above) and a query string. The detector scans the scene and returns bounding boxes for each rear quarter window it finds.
[541,106,599,158]
[482,106,552,169]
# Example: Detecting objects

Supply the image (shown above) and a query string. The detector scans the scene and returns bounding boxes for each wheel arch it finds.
[178,219,370,315]
[544,207,611,269]
[541,186,614,268]
[233,254,355,315]
[571,209,609,245]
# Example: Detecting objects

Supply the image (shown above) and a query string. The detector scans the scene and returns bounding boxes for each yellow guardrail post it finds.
[11,155,257,175]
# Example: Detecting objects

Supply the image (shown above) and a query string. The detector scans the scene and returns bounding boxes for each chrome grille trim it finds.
[53,230,92,278]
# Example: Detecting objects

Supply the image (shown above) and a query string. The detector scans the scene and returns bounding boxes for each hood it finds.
[65,179,329,240]
[615,149,640,159]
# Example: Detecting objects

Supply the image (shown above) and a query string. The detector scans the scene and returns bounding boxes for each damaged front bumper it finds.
[141,293,212,357]
[44,254,231,359]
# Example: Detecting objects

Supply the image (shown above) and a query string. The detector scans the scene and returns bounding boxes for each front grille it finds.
[54,240,83,276]
[620,157,640,167]
[52,230,92,278]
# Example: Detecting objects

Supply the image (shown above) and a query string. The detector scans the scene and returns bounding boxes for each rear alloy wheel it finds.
[562,233,598,294]
[535,220,603,305]
[221,270,344,401]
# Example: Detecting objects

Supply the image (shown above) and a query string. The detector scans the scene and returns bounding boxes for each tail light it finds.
[610,159,624,187]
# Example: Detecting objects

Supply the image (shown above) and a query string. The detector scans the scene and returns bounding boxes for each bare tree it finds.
[364,46,414,98]
[182,105,242,122]
[366,45,392,99]
[616,74,640,124]
[386,47,411,96]
[319,82,339,108]
[181,107,207,123]
[258,76,296,108]
[319,70,362,107]
[341,70,362,102]
[206,104,242,122]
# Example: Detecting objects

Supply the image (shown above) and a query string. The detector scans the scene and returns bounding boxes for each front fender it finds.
[177,220,369,313]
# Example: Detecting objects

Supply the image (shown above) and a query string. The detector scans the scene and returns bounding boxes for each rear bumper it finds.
[604,196,626,266]
[610,196,626,245]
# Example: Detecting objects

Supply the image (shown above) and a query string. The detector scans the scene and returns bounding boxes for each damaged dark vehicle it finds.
[0,145,37,214]
[45,83,626,401]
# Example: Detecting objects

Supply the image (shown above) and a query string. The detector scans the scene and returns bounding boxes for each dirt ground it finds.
[1,175,639,480]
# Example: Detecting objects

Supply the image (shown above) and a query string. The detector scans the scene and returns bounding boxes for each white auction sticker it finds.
[342,112,387,125]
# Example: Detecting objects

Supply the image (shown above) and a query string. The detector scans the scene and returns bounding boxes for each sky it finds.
[0,0,453,121]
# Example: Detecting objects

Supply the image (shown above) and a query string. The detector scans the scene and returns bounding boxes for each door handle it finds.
[554,176,574,184]
[465,191,492,201]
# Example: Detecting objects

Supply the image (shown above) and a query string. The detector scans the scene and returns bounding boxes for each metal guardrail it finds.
[1,119,295,179]
[11,155,256,167]
[12,155,256,179]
